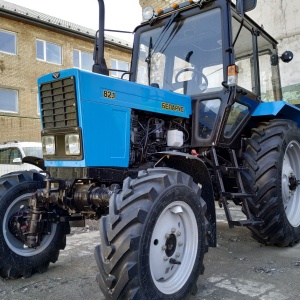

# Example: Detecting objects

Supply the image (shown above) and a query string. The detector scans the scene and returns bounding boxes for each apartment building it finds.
[0,0,132,143]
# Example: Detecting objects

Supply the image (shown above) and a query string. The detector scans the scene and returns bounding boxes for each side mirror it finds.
[236,0,257,14]
[280,51,293,63]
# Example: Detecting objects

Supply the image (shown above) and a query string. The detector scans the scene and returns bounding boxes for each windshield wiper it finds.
[146,37,153,85]
[145,12,180,85]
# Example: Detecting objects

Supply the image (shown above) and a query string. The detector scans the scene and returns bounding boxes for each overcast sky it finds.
[5,0,142,40]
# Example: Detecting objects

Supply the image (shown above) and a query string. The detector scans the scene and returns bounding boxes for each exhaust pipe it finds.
[92,0,109,75]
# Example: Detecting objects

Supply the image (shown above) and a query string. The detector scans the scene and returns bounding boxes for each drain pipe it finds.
[92,0,109,75]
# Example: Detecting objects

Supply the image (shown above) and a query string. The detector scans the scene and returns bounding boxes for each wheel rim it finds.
[3,193,57,256]
[282,140,300,227]
[149,200,198,294]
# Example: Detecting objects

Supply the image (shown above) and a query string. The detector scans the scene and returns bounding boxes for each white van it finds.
[0,141,43,177]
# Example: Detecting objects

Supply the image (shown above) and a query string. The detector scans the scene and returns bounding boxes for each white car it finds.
[0,141,43,177]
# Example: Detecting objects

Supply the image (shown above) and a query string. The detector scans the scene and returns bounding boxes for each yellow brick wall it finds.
[0,16,131,144]
[140,0,185,10]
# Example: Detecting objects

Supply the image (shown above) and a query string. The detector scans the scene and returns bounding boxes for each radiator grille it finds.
[40,77,78,129]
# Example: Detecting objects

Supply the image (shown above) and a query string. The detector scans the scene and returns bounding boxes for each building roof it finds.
[0,0,132,49]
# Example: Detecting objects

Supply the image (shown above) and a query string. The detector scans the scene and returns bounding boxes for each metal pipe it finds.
[92,0,109,75]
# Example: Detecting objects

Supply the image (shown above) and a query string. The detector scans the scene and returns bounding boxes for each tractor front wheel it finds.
[0,171,69,278]
[95,168,208,299]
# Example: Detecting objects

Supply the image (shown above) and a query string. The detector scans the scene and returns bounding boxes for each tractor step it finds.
[229,219,264,227]
[221,192,255,199]
[218,166,248,172]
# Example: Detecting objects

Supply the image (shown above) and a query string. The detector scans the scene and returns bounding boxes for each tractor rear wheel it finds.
[0,171,70,278]
[95,168,208,299]
[243,119,300,246]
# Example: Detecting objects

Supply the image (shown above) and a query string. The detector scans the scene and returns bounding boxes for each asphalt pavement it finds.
[1,206,300,300]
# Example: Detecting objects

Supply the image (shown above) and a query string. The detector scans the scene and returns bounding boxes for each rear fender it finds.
[252,101,300,126]
[154,151,216,247]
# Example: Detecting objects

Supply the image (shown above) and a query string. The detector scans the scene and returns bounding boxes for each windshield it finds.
[135,8,223,95]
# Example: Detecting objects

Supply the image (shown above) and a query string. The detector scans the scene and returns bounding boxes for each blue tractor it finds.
[1,0,300,299]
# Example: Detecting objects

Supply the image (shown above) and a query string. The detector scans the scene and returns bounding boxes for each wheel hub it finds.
[3,192,58,256]
[288,174,299,192]
[8,206,31,245]
[281,140,300,227]
[165,233,177,257]
[159,227,184,278]
[282,164,295,202]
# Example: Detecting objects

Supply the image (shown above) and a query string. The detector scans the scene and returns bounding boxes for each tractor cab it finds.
[131,0,291,147]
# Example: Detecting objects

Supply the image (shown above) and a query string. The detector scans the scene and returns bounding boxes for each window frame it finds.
[110,59,130,80]
[36,39,62,65]
[0,29,17,55]
[0,88,18,113]
[73,49,94,71]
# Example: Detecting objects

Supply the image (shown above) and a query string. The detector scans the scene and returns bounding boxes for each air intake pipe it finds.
[92,0,109,75]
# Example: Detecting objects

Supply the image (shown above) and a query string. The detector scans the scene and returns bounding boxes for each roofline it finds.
[0,5,132,52]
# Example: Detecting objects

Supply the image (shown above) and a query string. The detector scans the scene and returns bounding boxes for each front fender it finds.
[22,156,45,170]
[154,151,216,247]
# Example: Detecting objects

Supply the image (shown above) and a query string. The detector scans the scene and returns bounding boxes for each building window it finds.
[0,89,18,113]
[73,50,94,71]
[0,30,16,55]
[36,39,62,65]
[110,59,130,80]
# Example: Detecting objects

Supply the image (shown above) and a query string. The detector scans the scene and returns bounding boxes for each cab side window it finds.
[232,17,282,101]
[0,148,11,164]
[10,148,22,163]
[0,148,22,164]
[232,18,255,93]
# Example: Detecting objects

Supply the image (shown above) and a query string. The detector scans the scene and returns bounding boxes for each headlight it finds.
[65,134,81,155]
[143,6,154,20]
[42,136,55,155]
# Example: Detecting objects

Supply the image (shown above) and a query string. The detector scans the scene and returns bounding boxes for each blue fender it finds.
[252,101,300,127]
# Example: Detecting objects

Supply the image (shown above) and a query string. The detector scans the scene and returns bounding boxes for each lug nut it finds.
[162,245,167,251]
[176,231,181,236]
[171,228,176,233]
[163,256,168,261]
[178,242,183,246]
[175,253,180,258]
[165,234,170,239]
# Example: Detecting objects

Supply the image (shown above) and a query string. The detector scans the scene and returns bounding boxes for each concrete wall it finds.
[139,0,300,101]
[248,0,300,101]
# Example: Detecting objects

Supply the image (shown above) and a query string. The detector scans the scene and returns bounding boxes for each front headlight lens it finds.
[65,134,81,155]
[42,136,55,155]
[143,6,154,20]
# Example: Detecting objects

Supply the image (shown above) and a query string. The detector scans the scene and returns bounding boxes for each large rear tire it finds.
[95,168,208,299]
[0,171,70,278]
[243,119,300,246]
